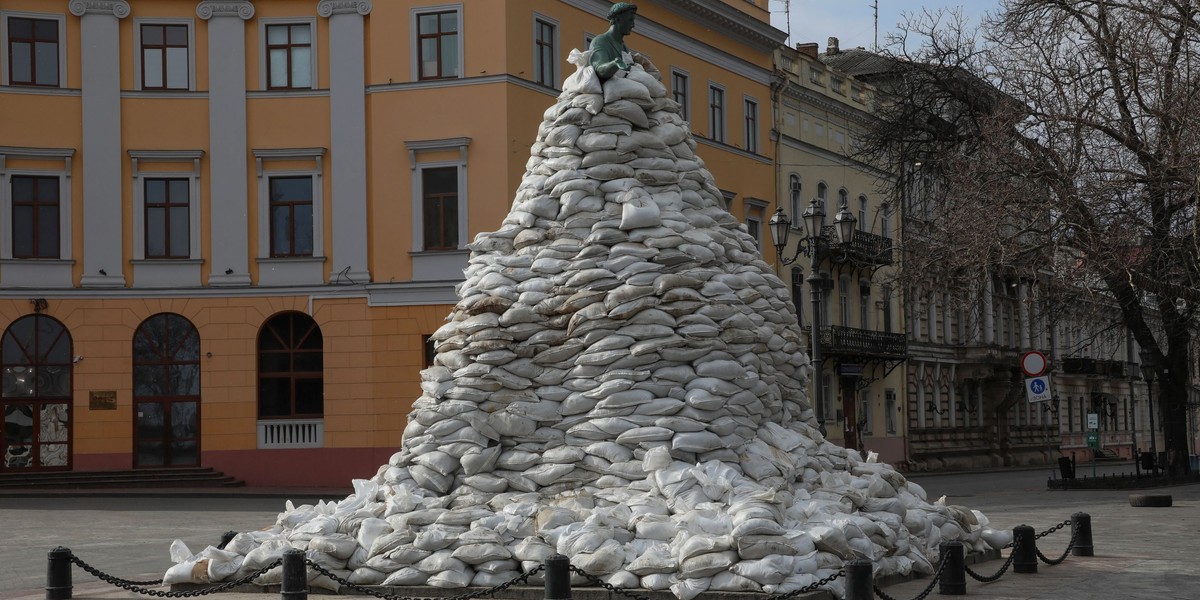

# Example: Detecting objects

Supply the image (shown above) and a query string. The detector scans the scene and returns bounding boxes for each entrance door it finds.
[841,378,859,451]
[1,315,72,471]
[133,314,200,467]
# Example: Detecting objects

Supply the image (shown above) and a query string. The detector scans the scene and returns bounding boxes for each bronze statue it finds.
[589,2,657,81]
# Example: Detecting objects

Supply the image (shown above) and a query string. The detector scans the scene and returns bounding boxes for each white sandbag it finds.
[670,576,712,600]
[428,567,473,588]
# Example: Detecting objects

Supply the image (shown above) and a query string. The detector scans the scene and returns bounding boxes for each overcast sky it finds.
[768,0,999,52]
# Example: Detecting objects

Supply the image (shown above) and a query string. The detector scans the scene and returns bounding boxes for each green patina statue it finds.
[589,2,651,81]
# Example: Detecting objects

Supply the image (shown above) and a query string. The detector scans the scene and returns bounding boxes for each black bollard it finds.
[1012,525,1037,574]
[280,548,307,600]
[938,541,966,595]
[544,554,571,600]
[843,559,874,600]
[219,531,238,550]
[46,547,72,600]
[1071,512,1094,557]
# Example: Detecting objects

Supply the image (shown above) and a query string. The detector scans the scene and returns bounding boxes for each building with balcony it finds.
[771,40,907,464]
[0,0,785,485]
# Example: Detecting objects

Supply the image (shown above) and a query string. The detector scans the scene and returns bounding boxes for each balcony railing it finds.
[1062,358,1127,378]
[818,226,894,267]
[819,325,907,359]
[257,419,324,449]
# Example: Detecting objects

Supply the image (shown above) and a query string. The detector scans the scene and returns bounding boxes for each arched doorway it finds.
[133,313,200,467]
[1,315,72,471]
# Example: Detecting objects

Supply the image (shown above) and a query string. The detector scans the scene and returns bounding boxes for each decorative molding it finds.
[317,0,372,17]
[196,1,254,20]
[404,138,471,170]
[367,73,558,96]
[68,0,131,18]
[252,147,326,177]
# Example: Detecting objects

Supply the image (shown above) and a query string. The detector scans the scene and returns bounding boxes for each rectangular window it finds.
[708,85,725,142]
[269,176,314,257]
[7,16,58,86]
[533,17,556,87]
[744,98,758,152]
[10,175,59,258]
[266,23,312,89]
[790,268,804,326]
[144,178,190,258]
[881,286,892,332]
[885,390,897,434]
[821,373,833,422]
[671,70,689,121]
[141,24,188,90]
[422,166,459,251]
[417,9,459,80]
[809,67,822,85]
[839,277,851,327]
[860,390,873,435]
[746,217,761,249]
[831,76,844,94]
[860,285,871,329]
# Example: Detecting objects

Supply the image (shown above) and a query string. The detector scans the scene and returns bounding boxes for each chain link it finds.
[873,550,947,600]
[1036,523,1078,565]
[965,536,1019,583]
[567,564,656,600]
[306,558,543,600]
[69,553,282,597]
[760,567,845,600]
[1034,519,1071,540]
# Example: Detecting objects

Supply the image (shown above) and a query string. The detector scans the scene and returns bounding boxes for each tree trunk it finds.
[1160,361,1192,476]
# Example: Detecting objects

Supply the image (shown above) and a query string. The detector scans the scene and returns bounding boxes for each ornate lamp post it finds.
[769,199,856,437]
[1139,348,1158,477]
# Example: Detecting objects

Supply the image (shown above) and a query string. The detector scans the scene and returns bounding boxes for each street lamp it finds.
[1139,348,1158,477]
[769,198,856,438]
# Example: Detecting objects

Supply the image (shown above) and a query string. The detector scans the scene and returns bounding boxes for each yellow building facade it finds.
[770,41,908,464]
[0,0,783,485]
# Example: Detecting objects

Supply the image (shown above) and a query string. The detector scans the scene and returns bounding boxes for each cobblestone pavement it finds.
[0,467,1194,600]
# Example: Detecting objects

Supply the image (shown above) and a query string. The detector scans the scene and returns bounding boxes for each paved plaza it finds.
[0,464,1194,600]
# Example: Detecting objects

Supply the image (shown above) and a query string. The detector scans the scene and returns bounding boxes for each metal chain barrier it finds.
[567,564,656,600]
[69,552,282,598]
[760,567,845,600]
[873,552,947,600]
[1036,521,1078,565]
[965,537,1019,583]
[1035,519,1071,540]
[305,558,543,600]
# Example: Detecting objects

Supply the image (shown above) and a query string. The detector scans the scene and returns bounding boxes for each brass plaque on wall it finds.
[89,391,117,410]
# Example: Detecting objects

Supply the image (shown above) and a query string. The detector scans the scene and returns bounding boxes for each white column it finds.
[198,1,254,286]
[319,0,372,283]
[71,0,130,287]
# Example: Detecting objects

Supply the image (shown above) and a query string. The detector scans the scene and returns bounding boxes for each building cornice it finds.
[317,0,372,17]
[68,0,131,18]
[651,0,787,51]
[196,1,255,20]
[781,82,874,127]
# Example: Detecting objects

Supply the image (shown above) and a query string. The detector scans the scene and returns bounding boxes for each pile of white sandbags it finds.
[164,49,1008,599]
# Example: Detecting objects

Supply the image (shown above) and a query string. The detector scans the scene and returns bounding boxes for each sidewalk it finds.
[1,480,1196,600]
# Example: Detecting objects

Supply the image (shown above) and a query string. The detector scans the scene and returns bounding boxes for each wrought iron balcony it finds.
[818,325,908,360]
[818,226,894,267]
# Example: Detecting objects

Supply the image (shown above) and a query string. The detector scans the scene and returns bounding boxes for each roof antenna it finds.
[873,0,879,51]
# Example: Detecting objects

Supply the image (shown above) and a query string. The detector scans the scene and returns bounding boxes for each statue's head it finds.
[608,2,637,23]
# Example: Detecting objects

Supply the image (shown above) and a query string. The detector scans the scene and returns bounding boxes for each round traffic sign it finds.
[1021,351,1047,377]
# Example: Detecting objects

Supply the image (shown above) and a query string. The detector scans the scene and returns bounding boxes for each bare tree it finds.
[852,0,1200,474]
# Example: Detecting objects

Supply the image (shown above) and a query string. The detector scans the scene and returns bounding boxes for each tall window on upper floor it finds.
[144,178,190,259]
[838,187,849,211]
[708,84,725,142]
[839,275,851,327]
[789,175,802,225]
[817,182,828,226]
[533,16,557,88]
[265,23,312,90]
[5,16,59,87]
[140,23,189,90]
[860,282,871,329]
[257,312,323,419]
[10,175,59,259]
[858,195,868,231]
[422,166,459,251]
[881,285,893,332]
[415,8,460,80]
[790,267,804,326]
[880,203,891,239]
[671,69,689,121]
[744,98,758,153]
[268,176,314,257]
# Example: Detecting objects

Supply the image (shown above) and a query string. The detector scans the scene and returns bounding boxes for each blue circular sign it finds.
[1030,379,1046,394]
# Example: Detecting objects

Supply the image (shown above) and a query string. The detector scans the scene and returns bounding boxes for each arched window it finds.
[1,315,71,471]
[817,182,828,226]
[789,174,802,225]
[258,312,323,418]
[858,195,869,231]
[880,203,891,239]
[133,313,200,467]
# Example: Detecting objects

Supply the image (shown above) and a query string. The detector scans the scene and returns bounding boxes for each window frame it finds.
[743,96,759,153]
[707,83,726,142]
[411,4,463,82]
[670,68,690,122]
[407,138,470,257]
[0,168,70,262]
[253,148,326,281]
[130,150,203,263]
[267,175,316,258]
[1,11,66,88]
[790,267,804,326]
[142,177,191,259]
[256,311,324,420]
[133,19,195,92]
[788,174,802,228]
[858,194,868,231]
[532,13,558,88]
[258,17,318,91]
[8,174,60,259]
